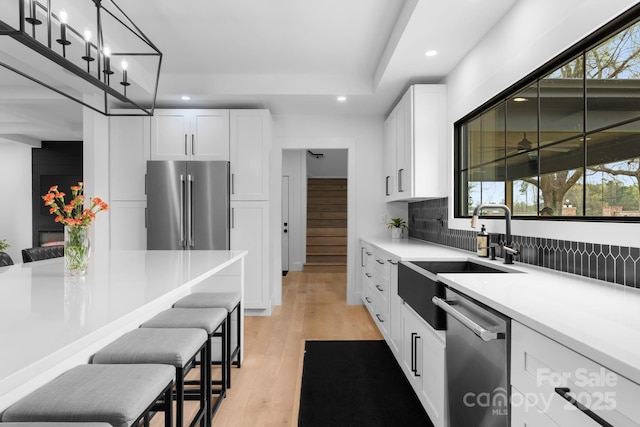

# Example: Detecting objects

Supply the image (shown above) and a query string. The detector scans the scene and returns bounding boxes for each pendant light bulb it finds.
[84,29,92,42]
[104,47,111,57]
[59,9,68,24]
[121,60,128,71]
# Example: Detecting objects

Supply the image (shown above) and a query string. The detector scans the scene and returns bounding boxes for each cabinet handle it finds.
[365,273,372,278]
[554,388,613,427]
[231,207,235,229]
[410,332,417,374]
[191,134,195,155]
[365,251,372,256]
[376,259,384,265]
[385,176,390,196]
[231,173,235,195]
[376,314,384,323]
[361,247,366,267]
[398,168,405,192]
[387,259,398,265]
[184,134,188,155]
[414,335,421,377]
[365,297,372,304]
[375,284,384,292]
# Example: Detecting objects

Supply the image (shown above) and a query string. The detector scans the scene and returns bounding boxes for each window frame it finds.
[454,4,640,222]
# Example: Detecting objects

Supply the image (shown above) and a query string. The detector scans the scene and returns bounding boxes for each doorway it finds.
[281,148,348,274]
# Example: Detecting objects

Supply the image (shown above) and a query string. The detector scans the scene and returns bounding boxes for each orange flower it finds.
[70,185,81,191]
[43,181,106,227]
[54,215,63,223]
[49,185,58,192]
[100,202,109,211]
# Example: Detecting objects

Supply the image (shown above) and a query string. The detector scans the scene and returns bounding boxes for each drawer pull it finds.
[376,259,385,265]
[365,297,372,304]
[387,259,398,265]
[375,284,384,292]
[365,251,372,256]
[365,273,372,278]
[410,332,417,374]
[376,314,385,323]
[554,387,613,427]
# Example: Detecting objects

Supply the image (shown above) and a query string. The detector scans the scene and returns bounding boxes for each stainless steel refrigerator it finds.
[146,161,230,250]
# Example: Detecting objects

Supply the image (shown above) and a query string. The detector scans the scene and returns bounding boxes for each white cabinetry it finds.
[401,303,447,427]
[108,114,150,249]
[511,321,640,427]
[383,84,447,201]
[151,109,230,161]
[230,201,269,310]
[230,110,271,200]
[358,238,446,427]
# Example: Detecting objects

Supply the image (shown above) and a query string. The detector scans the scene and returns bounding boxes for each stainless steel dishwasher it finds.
[433,288,510,427]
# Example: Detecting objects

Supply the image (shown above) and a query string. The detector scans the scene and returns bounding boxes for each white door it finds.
[282,176,290,272]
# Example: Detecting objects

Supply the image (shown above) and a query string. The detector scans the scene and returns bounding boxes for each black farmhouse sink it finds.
[398,260,511,330]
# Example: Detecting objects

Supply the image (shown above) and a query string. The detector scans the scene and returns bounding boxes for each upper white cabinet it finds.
[384,84,447,201]
[151,109,230,161]
[230,110,272,200]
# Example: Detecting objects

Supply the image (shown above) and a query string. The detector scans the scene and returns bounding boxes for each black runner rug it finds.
[298,340,434,427]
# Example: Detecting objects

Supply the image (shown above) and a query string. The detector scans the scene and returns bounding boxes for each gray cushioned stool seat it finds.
[0,423,113,427]
[91,328,207,367]
[173,292,240,312]
[1,364,174,427]
[141,308,227,334]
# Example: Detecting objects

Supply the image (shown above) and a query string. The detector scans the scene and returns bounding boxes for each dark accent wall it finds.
[408,198,640,289]
[31,142,83,247]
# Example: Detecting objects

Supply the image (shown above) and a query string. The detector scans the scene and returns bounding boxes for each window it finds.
[456,8,640,219]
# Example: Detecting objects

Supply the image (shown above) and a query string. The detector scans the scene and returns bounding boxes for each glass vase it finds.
[64,225,91,276]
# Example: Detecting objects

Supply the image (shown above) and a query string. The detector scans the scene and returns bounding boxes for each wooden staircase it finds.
[304,178,347,273]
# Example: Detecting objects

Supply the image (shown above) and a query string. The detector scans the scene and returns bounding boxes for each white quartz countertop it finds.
[0,250,247,410]
[361,237,640,385]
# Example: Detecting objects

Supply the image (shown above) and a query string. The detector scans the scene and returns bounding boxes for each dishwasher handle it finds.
[432,296,504,342]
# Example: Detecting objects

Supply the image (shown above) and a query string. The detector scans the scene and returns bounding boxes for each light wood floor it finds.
[156,271,382,427]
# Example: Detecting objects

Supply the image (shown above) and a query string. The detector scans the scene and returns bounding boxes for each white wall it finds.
[306,149,348,178]
[445,0,640,246]
[273,115,395,304]
[0,142,33,262]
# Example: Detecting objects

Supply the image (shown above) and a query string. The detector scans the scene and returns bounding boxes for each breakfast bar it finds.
[0,249,247,411]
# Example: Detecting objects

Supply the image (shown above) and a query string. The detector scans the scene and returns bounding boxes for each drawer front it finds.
[511,386,560,427]
[511,321,640,427]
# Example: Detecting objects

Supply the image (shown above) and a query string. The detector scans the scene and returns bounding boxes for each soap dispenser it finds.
[477,224,489,257]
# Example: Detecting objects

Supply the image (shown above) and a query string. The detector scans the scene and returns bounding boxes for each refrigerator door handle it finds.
[187,174,194,248]
[179,174,186,248]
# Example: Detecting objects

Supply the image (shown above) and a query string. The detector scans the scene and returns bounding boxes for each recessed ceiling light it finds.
[425,50,438,57]
[181,95,191,101]
[513,97,527,102]
[337,96,347,102]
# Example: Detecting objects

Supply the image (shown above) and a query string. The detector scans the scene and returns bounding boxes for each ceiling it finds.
[0,0,517,143]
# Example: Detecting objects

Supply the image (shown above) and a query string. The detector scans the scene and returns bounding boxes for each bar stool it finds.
[140,308,228,424]
[0,364,174,427]
[91,328,208,427]
[173,292,241,389]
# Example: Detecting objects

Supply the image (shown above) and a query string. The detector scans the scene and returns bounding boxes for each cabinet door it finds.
[230,110,271,200]
[383,112,396,200]
[230,201,269,309]
[150,110,190,160]
[109,115,150,200]
[417,318,446,427]
[190,110,230,160]
[388,257,402,358]
[401,304,422,392]
[395,90,409,196]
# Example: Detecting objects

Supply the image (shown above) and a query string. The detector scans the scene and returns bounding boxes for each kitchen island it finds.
[0,249,247,411]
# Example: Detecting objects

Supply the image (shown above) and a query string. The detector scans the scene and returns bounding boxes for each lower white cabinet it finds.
[231,201,270,310]
[511,387,560,426]
[401,304,447,427]
[511,321,640,427]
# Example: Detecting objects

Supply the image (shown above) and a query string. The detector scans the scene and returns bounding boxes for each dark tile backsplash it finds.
[408,198,640,289]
